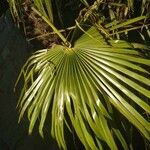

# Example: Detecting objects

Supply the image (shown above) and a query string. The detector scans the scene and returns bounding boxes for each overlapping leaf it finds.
[34,0,53,22]
[17,26,150,150]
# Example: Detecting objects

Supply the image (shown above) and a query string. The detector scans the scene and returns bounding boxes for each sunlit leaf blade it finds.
[112,128,129,150]
[109,16,146,31]
[18,26,150,150]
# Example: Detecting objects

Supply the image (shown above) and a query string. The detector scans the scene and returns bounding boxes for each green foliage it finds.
[8,0,150,149]
[17,26,150,149]
[34,0,53,22]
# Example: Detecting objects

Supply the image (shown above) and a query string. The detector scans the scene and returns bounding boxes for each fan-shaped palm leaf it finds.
[17,26,150,150]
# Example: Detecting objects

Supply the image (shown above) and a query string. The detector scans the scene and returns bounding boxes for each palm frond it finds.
[17,26,150,149]
[8,0,22,24]
[80,0,89,7]
[34,0,53,22]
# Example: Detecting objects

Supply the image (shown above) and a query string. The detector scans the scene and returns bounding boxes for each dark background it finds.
[0,2,59,149]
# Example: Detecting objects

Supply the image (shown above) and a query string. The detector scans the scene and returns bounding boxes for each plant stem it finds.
[32,7,69,46]
[28,26,75,41]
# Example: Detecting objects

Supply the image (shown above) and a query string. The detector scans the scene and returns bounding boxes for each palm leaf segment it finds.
[18,27,150,150]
